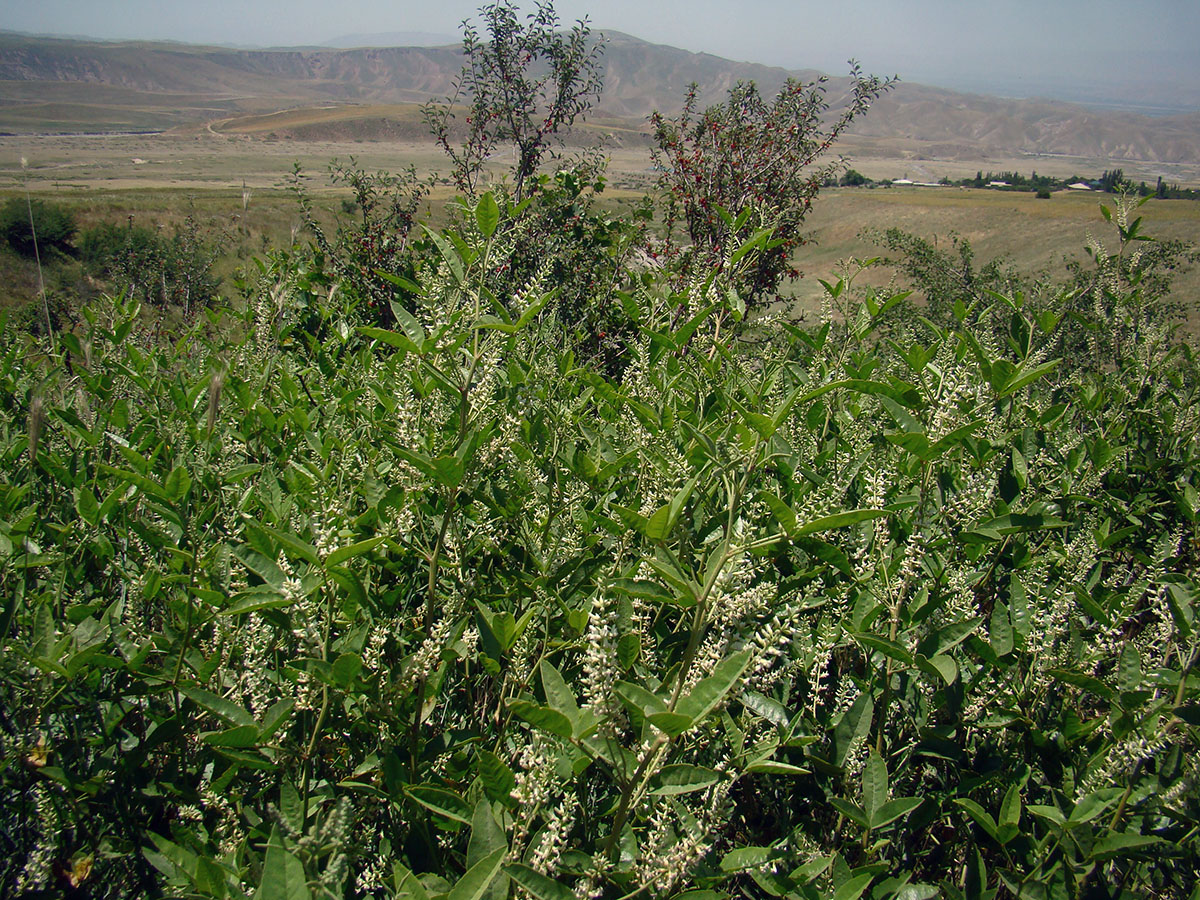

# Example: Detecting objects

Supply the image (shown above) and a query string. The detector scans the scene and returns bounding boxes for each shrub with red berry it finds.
[651,66,896,311]
[289,158,429,327]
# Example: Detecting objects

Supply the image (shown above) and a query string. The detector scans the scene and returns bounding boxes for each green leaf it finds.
[1166,584,1194,637]
[540,660,580,732]
[1012,447,1028,490]
[610,578,678,606]
[960,513,1070,543]
[920,618,982,658]
[503,863,575,900]
[796,509,888,536]
[164,465,191,502]
[953,798,998,841]
[220,586,290,616]
[468,801,506,867]
[179,685,257,727]
[1118,643,1141,693]
[393,302,430,352]
[832,692,874,767]
[393,864,431,900]
[233,545,285,589]
[449,847,506,900]
[677,651,751,725]
[642,475,699,541]
[649,764,721,795]
[255,828,310,900]
[201,724,260,748]
[617,632,640,670]
[761,491,798,535]
[880,395,924,434]
[1067,789,1121,825]
[1027,804,1065,827]
[862,751,887,820]
[853,633,913,667]
[508,700,574,739]
[795,537,855,579]
[646,711,694,737]
[423,225,465,285]
[475,193,500,238]
[997,360,1059,398]
[730,226,774,266]
[727,285,745,320]
[405,785,473,825]
[745,759,811,776]
[375,270,421,294]
[75,488,99,526]
[1091,833,1165,859]
[514,288,555,331]
[720,846,772,872]
[998,782,1022,839]
[359,326,419,354]
[915,654,957,685]
[990,603,1014,657]
[615,681,667,718]
[257,524,320,565]
[741,690,790,727]
[833,873,874,900]
[98,464,167,500]
[331,652,363,688]
[477,750,516,806]
[1048,669,1116,703]
[325,536,385,568]
[871,797,922,830]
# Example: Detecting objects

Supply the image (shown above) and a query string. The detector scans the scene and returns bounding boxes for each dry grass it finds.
[786,186,1200,325]
[1,130,1196,329]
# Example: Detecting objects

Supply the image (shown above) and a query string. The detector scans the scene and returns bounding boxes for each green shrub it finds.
[78,215,220,316]
[0,196,76,257]
[288,158,428,329]
[2,195,1198,899]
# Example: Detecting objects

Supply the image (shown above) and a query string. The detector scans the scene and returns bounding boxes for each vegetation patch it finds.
[1,3,1198,898]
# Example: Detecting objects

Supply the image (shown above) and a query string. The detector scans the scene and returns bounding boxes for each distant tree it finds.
[841,168,870,187]
[422,0,605,201]
[1100,168,1131,193]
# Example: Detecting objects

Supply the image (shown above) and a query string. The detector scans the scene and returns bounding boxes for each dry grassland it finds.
[1,130,1197,326]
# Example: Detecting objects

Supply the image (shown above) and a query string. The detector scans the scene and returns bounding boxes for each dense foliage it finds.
[1,185,1199,898]
[78,216,221,317]
[2,3,1199,895]
[1,196,77,258]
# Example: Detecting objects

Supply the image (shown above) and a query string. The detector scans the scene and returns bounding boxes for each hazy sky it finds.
[3,0,1199,105]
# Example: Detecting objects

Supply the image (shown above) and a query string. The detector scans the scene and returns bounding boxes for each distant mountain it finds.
[1,29,1197,165]
[324,31,458,49]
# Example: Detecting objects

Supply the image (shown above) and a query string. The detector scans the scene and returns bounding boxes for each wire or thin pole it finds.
[20,157,51,337]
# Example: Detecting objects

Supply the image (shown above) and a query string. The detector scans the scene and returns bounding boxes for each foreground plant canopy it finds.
[2,3,1200,897]
[2,184,1199,899]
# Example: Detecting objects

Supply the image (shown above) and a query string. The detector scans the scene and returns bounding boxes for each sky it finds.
[3,0,1199,110]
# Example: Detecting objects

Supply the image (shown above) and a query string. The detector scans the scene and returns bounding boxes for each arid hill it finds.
[1,30,1197,164]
